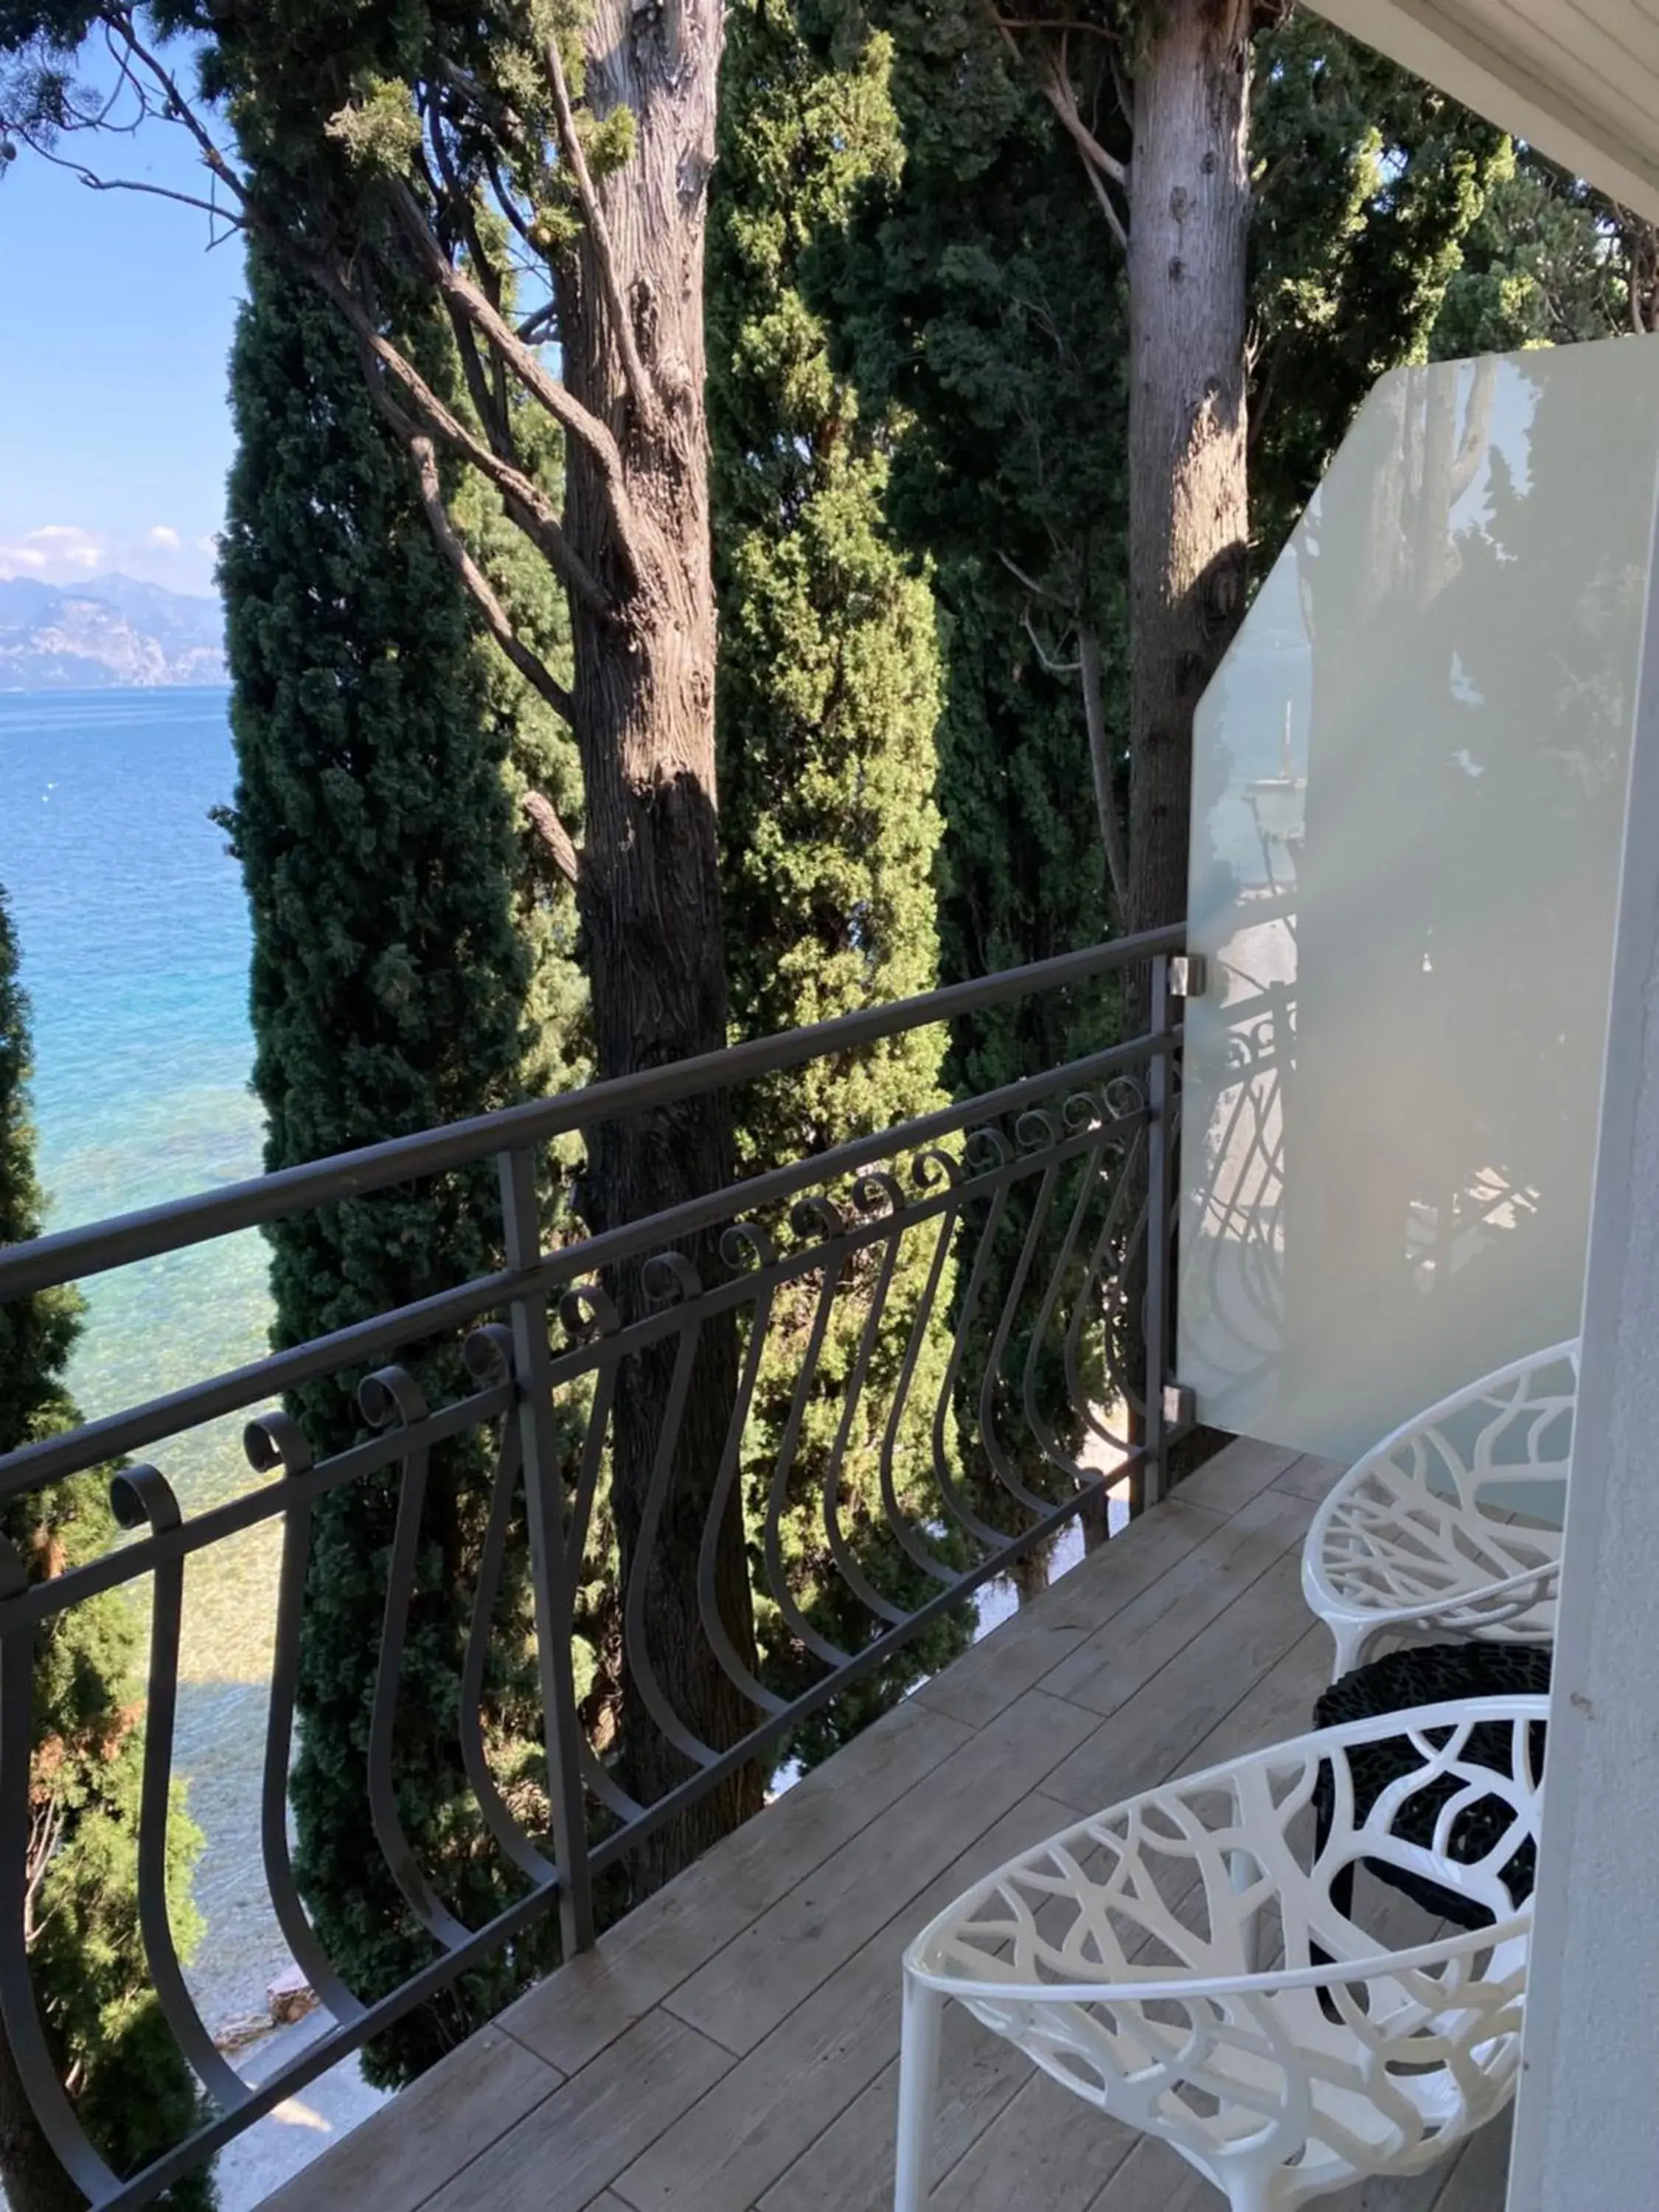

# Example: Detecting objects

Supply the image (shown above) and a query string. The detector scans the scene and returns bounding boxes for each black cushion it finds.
[1311,1641,1551,1931]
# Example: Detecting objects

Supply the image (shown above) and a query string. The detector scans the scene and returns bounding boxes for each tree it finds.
[809,1,1138,1556]
[1430,143,1630,357]
[963,0,1251,957]
[217,237,577,2077]
[0,886,214,2212]
[817,0,1129,997]
[709,0,973,1745]
[1248,15,1509,552]
[1,0,760,1879]
[818,2,1544,1515]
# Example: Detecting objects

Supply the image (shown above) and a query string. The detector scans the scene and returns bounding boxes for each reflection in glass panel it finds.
[1179,338,1659,1461]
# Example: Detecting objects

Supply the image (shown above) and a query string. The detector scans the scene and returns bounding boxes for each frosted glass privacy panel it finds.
[1178,338,1659,1463]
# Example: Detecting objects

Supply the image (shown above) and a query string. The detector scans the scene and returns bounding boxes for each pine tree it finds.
[218,240,579,2081]
[0,885,214,2212]
[709,0,972,1746]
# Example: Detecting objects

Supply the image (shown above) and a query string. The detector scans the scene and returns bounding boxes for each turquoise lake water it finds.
[0,688,270,1440]
[0,689,288,2025]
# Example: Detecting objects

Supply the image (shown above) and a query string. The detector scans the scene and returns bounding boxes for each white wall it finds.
[1508,477,1659,2210]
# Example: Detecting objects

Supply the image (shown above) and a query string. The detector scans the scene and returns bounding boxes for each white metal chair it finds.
[1302,1340,1575,1680]
[896,1699,1544,2212]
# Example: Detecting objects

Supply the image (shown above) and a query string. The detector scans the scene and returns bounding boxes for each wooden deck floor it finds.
[264,1438,1512,2212]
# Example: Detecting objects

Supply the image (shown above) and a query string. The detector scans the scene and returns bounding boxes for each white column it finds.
[1509,492,1659,2210]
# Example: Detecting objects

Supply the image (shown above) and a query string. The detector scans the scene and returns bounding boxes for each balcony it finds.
[0,931,1234,2212]
[256,1436,1507,2212]
[13,333,1650,2212]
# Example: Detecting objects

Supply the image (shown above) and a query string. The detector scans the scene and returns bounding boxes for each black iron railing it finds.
[0,925,1186,2208]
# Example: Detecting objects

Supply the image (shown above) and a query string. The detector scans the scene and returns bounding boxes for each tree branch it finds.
[314,260,614,619]
[998,546,1070,606]
[541,35,661,434]
[523,791,582,887]
[1040,54,1129,189]
[517,301,560,344]
[389,409,581,741]
[1107,41,1135,138]
[1079,625,1130,914]
[385,180,651,587]
[73,167,241,227]
[1040,60,1130,251]
[105,5,248,209]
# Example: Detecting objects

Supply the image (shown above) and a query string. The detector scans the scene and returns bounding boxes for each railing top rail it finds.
[0,1021,1167,1502]
[0,924,1182,1304]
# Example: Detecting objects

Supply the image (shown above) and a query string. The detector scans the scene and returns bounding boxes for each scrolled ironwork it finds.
[108,1465,247,2112]
[1014,1106,1060,1152]
[642,1250,703,1305]
[243,1408,313,1478]
[852,1166,907,1217]
[0,925,1186,2209]
[1060,1090,1105,1135]
[462,1321,517,1382]
[357,1362,429,1430]
[358,1365,474,1949]
[910,1144,961,1192]
[789,1192,847,1245]
[557,1281,621,1339]
[720,1217,777,1272]
[108,1462,182,1537]
[962,1124,1011,1175]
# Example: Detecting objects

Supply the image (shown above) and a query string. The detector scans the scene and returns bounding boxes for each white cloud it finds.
[0,521,222,595]
[0,526,108,580]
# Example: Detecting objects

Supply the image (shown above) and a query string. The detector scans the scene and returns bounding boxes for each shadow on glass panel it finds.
[1181,338,1659,1460]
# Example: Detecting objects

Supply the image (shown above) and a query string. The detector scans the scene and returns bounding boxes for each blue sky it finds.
[0,80,244,599]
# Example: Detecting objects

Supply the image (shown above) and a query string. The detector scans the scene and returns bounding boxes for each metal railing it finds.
[0,925,1185,2208]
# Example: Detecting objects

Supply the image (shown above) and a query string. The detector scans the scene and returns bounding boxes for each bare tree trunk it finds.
[1118,0,1251,1500]
[1009,1533,1056,1607]
[561,0,762,1893]
[1124,0,1252,959]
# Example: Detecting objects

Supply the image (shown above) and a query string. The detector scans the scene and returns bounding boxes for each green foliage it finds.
[805,0,1133,1512]
[1248,15,1512,554]
[1431,145,1627,355]
[217,240,580,2082]
[813,0,1127,1025]
[0,887,214,2207]
[810,3,1592,1512]
[709,0,970,1749]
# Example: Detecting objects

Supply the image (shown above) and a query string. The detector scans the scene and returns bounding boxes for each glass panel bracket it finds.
[1169,955,1208,1000]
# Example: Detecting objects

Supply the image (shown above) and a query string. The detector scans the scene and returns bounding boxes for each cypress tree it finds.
[0,886,214,2211]
[1247,16,1511,554]
[1430,144,1628,356]
[709,0,972,1747]
[816,4,1551,1529]
[218,240,579,2081]
[812,0,1138,1545]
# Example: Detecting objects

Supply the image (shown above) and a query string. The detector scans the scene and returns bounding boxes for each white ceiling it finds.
[1307,0,1659,222]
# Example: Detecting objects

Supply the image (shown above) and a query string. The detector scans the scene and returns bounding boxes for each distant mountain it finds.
[0,574,226,690]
